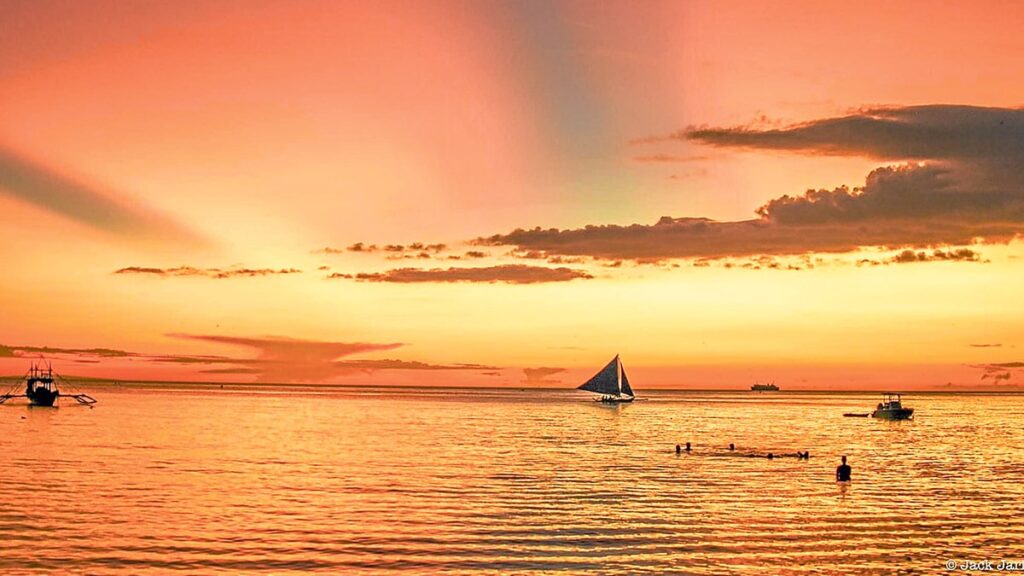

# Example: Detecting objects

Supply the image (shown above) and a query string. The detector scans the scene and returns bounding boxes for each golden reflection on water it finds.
[2,387,1024,574]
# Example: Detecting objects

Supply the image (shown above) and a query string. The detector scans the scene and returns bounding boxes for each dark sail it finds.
[620,365,634,397]
[578,356,620,396]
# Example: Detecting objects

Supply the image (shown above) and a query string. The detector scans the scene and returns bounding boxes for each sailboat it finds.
[577,355,635,403]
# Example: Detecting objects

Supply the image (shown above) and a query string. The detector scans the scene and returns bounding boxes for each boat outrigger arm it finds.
[0,392,97,405]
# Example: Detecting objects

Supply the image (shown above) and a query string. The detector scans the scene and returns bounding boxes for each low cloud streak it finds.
[115,266,302,279]
[331,265,593,284]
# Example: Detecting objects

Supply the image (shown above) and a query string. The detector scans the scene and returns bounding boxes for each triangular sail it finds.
[578,356,620,396]
[620,365,634,397]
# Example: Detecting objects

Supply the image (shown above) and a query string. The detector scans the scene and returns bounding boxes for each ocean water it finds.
[2,386,1023,574]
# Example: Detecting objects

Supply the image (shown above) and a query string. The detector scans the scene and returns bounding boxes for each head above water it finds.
[841,455,847,464]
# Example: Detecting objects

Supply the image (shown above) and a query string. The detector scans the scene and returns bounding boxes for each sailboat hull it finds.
[596,396,634,404]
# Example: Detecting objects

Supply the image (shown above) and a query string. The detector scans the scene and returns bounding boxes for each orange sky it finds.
[3,0,1024,390]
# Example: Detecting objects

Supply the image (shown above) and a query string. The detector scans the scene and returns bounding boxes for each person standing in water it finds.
[836,455,852,482]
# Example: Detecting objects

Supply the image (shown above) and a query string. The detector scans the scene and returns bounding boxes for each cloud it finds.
[631,154,712,163]
[969,343,1002,348]
[984,372,1012,381]
[629,135,671,145]
[313,247,346,255]
[480,105,1024,261]
[0,344,135,358]
[333,359,498,373]
[522,367,566,385]
[168,334,403,383]
[148,354,238,364]
[171,334,399,360]
[510,249,547,260]
[199,367,262,375]
[0,145,206,247]
[0,343,245,368]
[856,248,984,267]
[971,362,1024,383]
[753,165,1021,226]
[478,206,1010,262]
[332,265,593,284]
[114,266,302,279]
[316,242,447,255]
[2,336,496,385]
[170,334,506,382]
[684,105,1024,161]
[889,248,982,264]
[407,242,447,253]
[546,255,588,264]
[385,252,434,261]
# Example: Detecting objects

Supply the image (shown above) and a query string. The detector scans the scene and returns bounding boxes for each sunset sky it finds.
[3,0,1024,389]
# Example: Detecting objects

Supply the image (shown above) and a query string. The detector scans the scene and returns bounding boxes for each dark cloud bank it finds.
[479,105,1024,262]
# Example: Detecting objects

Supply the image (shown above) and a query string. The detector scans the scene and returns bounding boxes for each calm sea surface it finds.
[2,386,1024,574]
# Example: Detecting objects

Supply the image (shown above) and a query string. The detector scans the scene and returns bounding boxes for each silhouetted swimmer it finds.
[729,443,735,451]
[836,455,852,482]
[767,452,774,460]
[685,442,691,452]
[675,444,681,455]
[803,451,810,460]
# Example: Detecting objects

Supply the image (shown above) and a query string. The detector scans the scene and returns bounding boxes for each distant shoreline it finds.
[0,376,1021,394]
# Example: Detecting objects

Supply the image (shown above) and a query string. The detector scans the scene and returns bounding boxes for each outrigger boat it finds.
[578,355,635,403]
[0,362,97,407]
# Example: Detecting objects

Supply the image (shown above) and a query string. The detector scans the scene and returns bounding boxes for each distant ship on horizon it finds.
[751,382,780,392]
